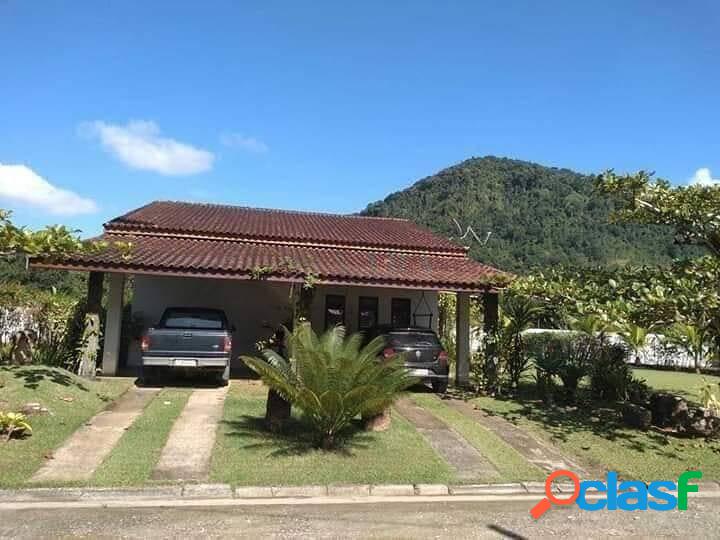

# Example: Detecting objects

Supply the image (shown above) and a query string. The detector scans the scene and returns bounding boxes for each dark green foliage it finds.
[501,295,544,389]
[589,343,632,401]
[0,257,85,297]
[362,156,687,272]
[525,331,593,402]
[241,324,417,449]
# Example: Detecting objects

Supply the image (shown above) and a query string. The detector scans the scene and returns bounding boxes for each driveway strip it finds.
[394,398,500,482]
[443,398,593,477]
[31,387,160,483]
[152,385,229,481]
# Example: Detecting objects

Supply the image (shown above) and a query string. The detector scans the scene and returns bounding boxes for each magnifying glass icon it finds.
[530,469,581,519]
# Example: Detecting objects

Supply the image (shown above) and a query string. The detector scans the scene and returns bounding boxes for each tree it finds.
[596,170,720,256]
[0,210,105,259]
[1,209,110,377]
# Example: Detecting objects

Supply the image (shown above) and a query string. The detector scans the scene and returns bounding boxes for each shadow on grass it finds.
[4,365,89,391]
[476,383,680,459]
[220,414,374,457]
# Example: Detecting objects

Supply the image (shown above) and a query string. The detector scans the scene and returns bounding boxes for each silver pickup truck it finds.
[140,307,233,386]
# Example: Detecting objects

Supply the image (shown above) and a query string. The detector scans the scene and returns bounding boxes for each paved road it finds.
[1,499,718,538]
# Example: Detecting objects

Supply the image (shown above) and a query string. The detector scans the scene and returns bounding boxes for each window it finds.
[358,296,378,330]
[159,308,227,330]
[391,298,411,328]
[324,294,346,330]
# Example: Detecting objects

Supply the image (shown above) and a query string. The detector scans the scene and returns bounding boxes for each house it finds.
[33,201,508,385]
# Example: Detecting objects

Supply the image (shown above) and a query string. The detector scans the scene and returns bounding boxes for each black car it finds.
[364,326,449,393]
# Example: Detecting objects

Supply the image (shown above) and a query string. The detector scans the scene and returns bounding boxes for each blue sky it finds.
[1,1,718,235]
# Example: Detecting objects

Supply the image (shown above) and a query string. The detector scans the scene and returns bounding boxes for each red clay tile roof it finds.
[105,201,466,255]
[34,201,510,291]
[40,233,506,291]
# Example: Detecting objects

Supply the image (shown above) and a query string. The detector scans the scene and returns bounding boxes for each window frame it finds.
[391,297,412,328]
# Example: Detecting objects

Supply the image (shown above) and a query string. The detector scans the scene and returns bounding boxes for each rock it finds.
[650,393,688,428]
[622,403,651,431]
[363,408,391,432]
[265,389,291,432]
[685,408,720,438]
[20,403,48,416]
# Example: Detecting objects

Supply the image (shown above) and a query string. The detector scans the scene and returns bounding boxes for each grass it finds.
[0,365,133,488]
[472,370,720,482]
[210,383,455,486]
[632,368,720,403]
[90,388,191,486]
[410,393,544,482]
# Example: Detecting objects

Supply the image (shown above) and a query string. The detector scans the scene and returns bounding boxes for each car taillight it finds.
[437,351,448,367]
[223,336,232,353]
[140,335,150,352]
[382,347,395,359]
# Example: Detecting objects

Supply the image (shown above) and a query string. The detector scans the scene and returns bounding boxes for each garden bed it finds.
[209,384,455,486]
[472,375,720,482]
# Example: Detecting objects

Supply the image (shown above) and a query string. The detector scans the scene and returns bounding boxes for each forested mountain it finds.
[362,156,686,272]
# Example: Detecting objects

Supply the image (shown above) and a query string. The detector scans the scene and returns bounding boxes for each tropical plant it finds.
[618,322,651,365]
[500,295,544,390]
[525,332,563,402]
[0,412,32,441]
[588,343,632,401]
[699,379,720,416]
[241,324,417,449]
[665,322,713,371]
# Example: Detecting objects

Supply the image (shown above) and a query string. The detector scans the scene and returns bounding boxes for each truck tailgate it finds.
[147,329,227,357]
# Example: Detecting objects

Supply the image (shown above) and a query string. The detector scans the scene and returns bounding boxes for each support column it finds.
[483,291,500,368]
[77,271,104,378]
[483,291,499,335]
[455,291,471,387]
[102,273,125,376]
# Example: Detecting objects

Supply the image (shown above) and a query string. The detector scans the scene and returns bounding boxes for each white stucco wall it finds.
[128,274,439,372]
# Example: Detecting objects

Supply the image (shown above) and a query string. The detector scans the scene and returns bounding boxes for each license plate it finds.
[409,369,428,377]
[174,359,197,368]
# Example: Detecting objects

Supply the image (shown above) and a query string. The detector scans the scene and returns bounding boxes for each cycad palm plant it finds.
[242,324,416,449]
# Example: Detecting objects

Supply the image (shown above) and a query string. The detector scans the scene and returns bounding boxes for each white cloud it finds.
[0,163,98,215]
[689,167,720,186]
[82,120,214,175]
[220,133,269,153]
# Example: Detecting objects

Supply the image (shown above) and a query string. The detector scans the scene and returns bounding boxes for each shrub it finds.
[0,412,32,441]
[627,377,652,405]
[589,342,632,401]
[501,296,544,390]
[525,331,594,401]
[242,324,416,449]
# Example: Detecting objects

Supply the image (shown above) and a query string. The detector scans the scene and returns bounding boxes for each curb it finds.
[1,480,719,505]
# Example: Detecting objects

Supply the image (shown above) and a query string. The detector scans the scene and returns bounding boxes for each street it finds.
[1,498,719,539]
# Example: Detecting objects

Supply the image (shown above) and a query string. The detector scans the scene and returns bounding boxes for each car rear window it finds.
[387,332,440,347]
[159,309,226,330]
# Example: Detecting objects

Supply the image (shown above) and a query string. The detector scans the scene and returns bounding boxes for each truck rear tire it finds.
[218,365,230,387]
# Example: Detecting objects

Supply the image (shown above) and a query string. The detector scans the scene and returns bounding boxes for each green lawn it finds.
[472,368,720,482]
[0,366,133,488]
[632,368,720,403]
[210,384,455,486]
[410,394,544,482]
[90,388,191,486]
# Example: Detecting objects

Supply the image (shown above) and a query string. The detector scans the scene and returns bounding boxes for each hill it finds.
[362,156,685,272]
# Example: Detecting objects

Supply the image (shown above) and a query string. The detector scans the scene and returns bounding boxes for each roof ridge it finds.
[102,230,468,257]
[144,200,411,222]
